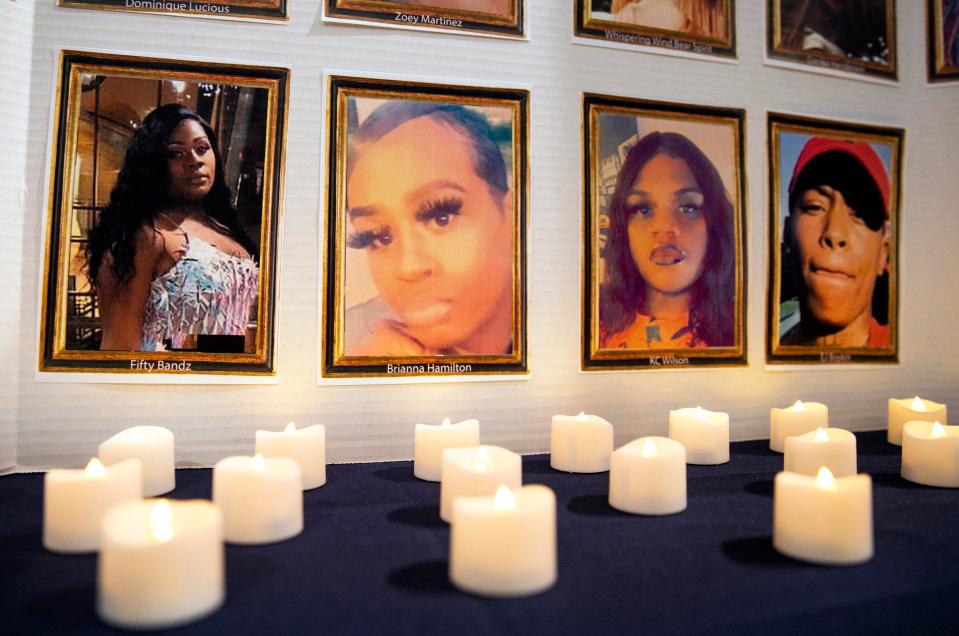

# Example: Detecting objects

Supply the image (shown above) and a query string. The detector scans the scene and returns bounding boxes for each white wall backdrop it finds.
[12,0,959,470]
[0,0,34,472]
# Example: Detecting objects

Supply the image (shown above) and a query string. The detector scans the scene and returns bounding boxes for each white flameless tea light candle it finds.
[98,499,224,630]
[668,406,729,465]
[414,418,480,481]
[784,427,857,478]
[773,466,873,565]
[888,397,947,446]
[43,458,142,554]
[769,400,828,453]
[550,412,614,473]
[609,437,686,515]
[255,421,327,490]
[99,425,175,497]
[440,445,522,522]
[449,484,557,597]
[901,421,959,487]
[213,454,303,544]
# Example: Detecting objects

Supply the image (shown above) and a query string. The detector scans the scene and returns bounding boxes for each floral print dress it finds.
[140,233,259,352]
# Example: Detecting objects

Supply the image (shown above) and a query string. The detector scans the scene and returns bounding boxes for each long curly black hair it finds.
[86,103,255,288]
[600,132,736,347]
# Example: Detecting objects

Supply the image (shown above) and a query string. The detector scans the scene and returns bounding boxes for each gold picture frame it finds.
[767,0,897,81]
[322,75,529,380]
[324,0,524,38]
[58,0,288,20]
[767,112,903,364]
[575,0,737,60]
[928,0,959,81]
[39,50,289,376]
[582,93,747,371]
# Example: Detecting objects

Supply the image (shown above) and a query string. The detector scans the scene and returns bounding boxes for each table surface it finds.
[2,431,957,635]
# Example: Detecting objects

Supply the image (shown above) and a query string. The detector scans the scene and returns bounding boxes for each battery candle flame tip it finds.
[814,466,837,491]
[695,407,707,421]
[930,422,947,439]
[814,427,829,443]
[792,400,804,412]
[473,446,491,472]
[441,418,452,428]
[150,500,173,543]
[641,439,658,458]
[576,412,588,421]
[492,484,516,511]
[85,457,105,478]
[911,397,925,412]
[250,454,265,471]
[284,422,297,433]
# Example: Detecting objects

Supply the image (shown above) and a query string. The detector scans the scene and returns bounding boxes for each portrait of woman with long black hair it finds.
[600,131,735,350]
[87,103,260,353]
[39,52,288,375]
[583,95,746,370]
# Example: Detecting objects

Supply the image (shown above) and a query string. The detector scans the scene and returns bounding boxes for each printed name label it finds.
[603,30,712,54]
[124,0,231,14]
[648,356,690,367]
[805,56,865,74]
[395,12,464,28]
[130,359,194,372]
[820,353,852,363]
[387,363,473,374]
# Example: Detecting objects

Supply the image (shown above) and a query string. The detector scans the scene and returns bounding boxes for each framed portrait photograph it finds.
[322,75,529,380]
[582,94,747,371]
[767,0,897,81]
[57,0,288,21]
[928,0,959,81]
[574,0,736,60]
[39,51,289,378]
[767,113,904,365]
[323,1,525,38]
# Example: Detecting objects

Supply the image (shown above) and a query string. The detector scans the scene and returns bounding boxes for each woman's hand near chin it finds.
[353,320,428,357]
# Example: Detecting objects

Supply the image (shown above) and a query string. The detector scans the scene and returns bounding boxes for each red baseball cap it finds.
[788,137,890,217]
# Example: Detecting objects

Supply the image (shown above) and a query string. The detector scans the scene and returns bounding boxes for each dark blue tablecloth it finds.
[2,431,957,635]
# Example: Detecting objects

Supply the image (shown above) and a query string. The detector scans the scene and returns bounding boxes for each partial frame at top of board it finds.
[324,0,525,39]
[58,0,289,21]
[575,0,737,61]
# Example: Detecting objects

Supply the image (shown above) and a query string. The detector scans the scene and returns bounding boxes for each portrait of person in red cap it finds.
[779,136,892,349]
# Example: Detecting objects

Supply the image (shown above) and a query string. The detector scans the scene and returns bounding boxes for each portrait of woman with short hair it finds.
[323,77,529,379]
[768,113,903,363]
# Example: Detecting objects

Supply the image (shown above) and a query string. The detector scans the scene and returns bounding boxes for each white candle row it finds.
[415,394,950,485]
[45,421,328,552]
[44,420,329,630]
[43,396,954,617]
